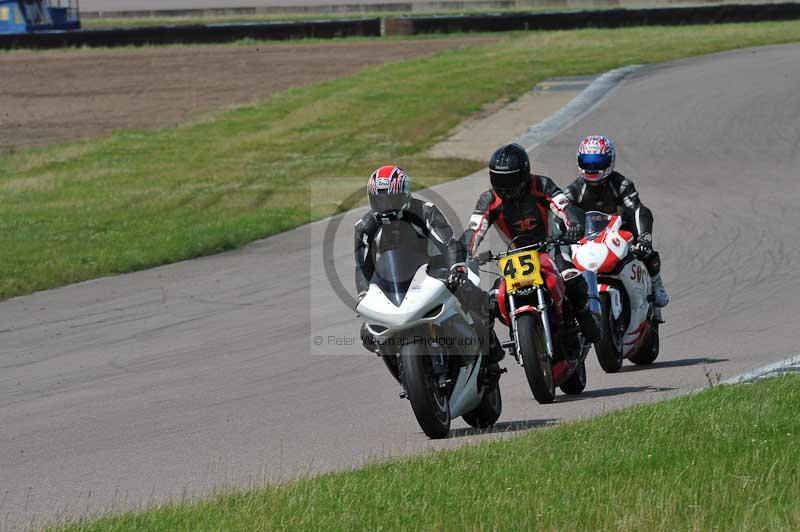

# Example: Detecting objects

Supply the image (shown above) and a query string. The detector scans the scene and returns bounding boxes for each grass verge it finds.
[58,375,800,530]
[3,22,800,300]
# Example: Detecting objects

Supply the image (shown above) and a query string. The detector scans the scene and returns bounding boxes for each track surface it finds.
[1,44,799,528]
[0,37,494,150]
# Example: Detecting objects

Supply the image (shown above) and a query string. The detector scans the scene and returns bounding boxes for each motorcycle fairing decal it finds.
[624,320,650,347]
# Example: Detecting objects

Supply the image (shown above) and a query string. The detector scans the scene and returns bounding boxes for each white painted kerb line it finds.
[723,355,800,385]
[515,65,644,152]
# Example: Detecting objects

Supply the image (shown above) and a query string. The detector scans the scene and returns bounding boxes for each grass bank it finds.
[3,22,800,300]
[59,375,800,530]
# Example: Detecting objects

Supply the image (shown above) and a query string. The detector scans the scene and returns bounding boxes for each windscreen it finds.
[372,247,429,306]
[584,210,611,237]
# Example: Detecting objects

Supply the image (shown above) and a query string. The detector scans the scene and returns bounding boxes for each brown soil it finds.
[0,37,497,151]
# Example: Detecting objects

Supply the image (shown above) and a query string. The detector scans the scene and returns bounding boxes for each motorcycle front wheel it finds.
[595,293,624,373]
[400,343,451,439]
[517,313,555,404]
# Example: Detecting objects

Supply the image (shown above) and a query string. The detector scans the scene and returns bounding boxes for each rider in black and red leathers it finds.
[460,143,601,344]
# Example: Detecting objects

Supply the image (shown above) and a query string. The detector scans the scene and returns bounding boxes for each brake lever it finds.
[476,250,494,265]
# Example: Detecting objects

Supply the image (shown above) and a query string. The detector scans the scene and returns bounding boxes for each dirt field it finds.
[0,37,496,151]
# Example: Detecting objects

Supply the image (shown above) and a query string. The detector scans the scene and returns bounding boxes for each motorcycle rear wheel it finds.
[517,314,555,404]
[400,344,451,439]
[462,378,502,429]
[560,359,587,395]
[595,294,624,373]
[630,323,660,365]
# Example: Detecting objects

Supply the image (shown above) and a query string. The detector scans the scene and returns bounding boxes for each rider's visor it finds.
[369,192,407,215]
[578,153,612,172]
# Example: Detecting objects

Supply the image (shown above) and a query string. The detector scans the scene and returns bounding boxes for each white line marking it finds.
[722,355,800,385]
[515,65,644,152]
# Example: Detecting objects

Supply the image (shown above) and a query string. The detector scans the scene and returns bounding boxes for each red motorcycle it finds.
[478,238,590,404]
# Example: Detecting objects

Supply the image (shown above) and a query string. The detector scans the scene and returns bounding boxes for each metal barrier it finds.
[384,2,800,34]
[0,16,381,48]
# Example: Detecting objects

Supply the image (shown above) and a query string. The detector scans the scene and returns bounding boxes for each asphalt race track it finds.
[1,44,799,528]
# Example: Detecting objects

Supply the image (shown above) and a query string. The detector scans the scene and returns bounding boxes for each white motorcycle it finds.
[356,245,502,439]
[571,211,660,372]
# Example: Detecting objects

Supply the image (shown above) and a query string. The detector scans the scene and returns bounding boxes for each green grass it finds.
[57,375,800,531]
[4,22,800,300]
[81,7,575,28]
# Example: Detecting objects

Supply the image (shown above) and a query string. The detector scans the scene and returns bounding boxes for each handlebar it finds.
[475,237,571,265]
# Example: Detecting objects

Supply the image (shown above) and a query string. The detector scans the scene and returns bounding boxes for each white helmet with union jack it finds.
[367,165,411,220]
[577,135,616,183]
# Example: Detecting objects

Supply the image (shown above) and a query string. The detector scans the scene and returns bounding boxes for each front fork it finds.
[509,287,555,367]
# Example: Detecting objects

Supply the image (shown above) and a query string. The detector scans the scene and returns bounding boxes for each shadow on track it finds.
[620,356,728,372]
[557,384,677,402]
[449,418,558,438]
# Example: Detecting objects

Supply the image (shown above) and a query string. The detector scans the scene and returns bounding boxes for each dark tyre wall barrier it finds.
[384,3,800,35]
[0,18,381,50]
[3,3,800,49]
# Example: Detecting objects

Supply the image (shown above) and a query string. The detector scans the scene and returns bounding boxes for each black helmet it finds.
[489,143,531,201]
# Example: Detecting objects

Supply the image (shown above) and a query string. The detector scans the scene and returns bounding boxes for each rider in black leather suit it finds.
[355,165,505,364]
[564,135,669,319]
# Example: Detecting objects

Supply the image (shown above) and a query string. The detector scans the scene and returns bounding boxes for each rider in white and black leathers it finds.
[460,144,602,345]
[564,135,669,318]
[356,165,504,364]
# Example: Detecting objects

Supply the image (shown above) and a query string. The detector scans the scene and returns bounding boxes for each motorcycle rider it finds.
[461,143,602,344]
[355,165,505,365]
[564,135,669,320]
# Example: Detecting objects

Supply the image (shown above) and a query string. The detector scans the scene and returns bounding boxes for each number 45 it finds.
[503,254,536,278]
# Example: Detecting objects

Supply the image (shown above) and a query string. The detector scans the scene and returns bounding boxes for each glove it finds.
[635,233,653,257]
[446,263,467,290]
[563,223,584,244]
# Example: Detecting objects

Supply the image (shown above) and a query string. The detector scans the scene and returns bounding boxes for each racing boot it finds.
[564,272,602,344]
[485,328,505,364]
[651,273,670,308]
[452,277,505,363]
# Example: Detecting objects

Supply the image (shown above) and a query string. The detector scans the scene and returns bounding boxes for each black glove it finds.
[563,223,584,244]
[446,264,467,290]
[635,233,653,257]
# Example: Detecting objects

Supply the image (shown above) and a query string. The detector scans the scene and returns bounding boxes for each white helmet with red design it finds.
[367,165,411,221]
[577,135,616,183]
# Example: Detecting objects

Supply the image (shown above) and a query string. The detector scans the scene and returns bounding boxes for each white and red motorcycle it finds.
[571,211,660,372]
